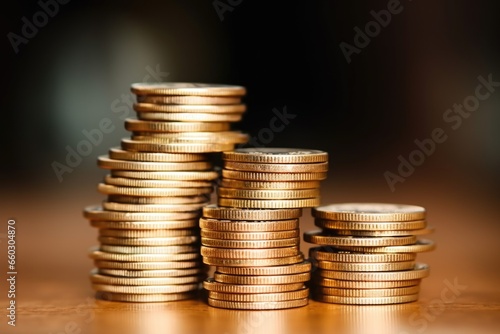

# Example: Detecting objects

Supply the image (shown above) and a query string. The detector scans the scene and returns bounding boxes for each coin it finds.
[84,206,200,221]
[91,283,200,294]
[218,198,321,209]
[125,119,231,132]
[99,245,198,254]
[98,156,212,171]
[137,112,243,122]
[108,148,205,162]
[104,175,213,188]
[208,288,309,302]
[97,184,213,197]
[201,237,299,249]
[216,261,311,276]
[202,254,304,267]
[214,272,310,285]
[110,170,219,181]
[315,260,416,272]
[203,278,304,293]
[218,187,320,200]
[222,169,327,181]
[314,219,427,231]
[94,260,202,270]
[130,83,246,96]
[220,179,321,189]
[102,202,207,213]
[316,286,420,297]
[121,139,235,153]
[202,205,302,220]
[208,298,308,310]
[97,268,204,278]
[224,161,329,173]
[312,203,426,222]
[222,148,328,164]
[312,276,422,289]
[313,294,419,305]
[199,218,299,231]
[107,195,210,204]
[132,103,246,113]
[89,220,199,230]
[201,229,300,240]
[200,246,299,259]
[98,236,199,246]
[336,239,436,253]
[334,228,434,237]
[316,263,430,281]
[96,292,196,302]
[131,132,249,145]
[135,95,241,105]
[89,249,201,262]
[90,272,204,285]
[309,248,417,263]
[303,231,417,247]
[99,229,198,238]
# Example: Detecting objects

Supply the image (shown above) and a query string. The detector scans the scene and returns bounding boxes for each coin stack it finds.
[200,148,329,309]
[304,203,435,305]
[83,83,248,302]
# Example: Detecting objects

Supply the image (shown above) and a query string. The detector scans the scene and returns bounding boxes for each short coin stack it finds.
[305,203,435,305]
[201,148,329,309]
[83,82,248,302]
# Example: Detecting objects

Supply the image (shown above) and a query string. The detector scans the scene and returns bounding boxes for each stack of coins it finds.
[83,83,248,302]
[200,148,329,309]
[305,203,435,305]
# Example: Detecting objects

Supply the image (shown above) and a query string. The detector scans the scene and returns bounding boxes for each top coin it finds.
[131,83,246,97]
[223,148,328,164]
[312,203,426,222]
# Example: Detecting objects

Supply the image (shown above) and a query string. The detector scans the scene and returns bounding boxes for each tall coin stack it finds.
[201,148,329,310]
[83,83,248,302]
[305,203,435,305]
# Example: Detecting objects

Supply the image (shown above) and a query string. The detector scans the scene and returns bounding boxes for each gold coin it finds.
[222,169,327,181]
[130,83,246,97]
[224,161,328,173]
[96,292,196,302]
[201,229,300,240]
[108,147,205,162]
[309,247,417,263]
[334,227,434,237]
[218,187,320,200]
[99,228,198,238]
[99,245,198,254]
[98,236,199,246]
[104,175,213,188]
[97,268,204,278]
[111,170,219,181]
[132,103,246,113]
[336,239,436,253]
[208,297,308,310]
[312,203,426,222]
[313,294,419,305]
[313,276,421,289]
[199,218,299,231]
[208,288,309,302]
[303,231,417,247]
[314,219,427,231]
[316,286,420,297]
[137,112,243,122]
[131,131,249,144]
[92,283,200,294]
[89,220,199,230]
[90,272,204,286]
[202,205,302,220]
[94,260,202,270]
[201,246,299,259]
[102,201,207,213]
[135,95,241,105]
[125,119,231,132]
[220,179,321,189]
[97,184,213,197]
[98,156,212,171]
[315,260,416,272]
[122,139,234,153]
[214,272,310,285]
[107,195,210,204]
[203,254,304,267]
[317,263,430,281]
[89,249,201,262]
[203,278,303,293]
[218,198,321,209]
[216,261,311,276]
[84,206,200,221]
[201,237,299,249]
[223,148,328,164]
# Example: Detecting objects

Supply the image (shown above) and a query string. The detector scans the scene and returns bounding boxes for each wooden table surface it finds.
[1,174,499,334]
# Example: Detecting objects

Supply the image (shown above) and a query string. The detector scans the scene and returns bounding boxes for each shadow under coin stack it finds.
[82,83,248,302]
[201,148,329,310]
[305,203,435,305]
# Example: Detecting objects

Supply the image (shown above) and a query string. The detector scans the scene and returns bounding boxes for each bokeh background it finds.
[1,0,500,332]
